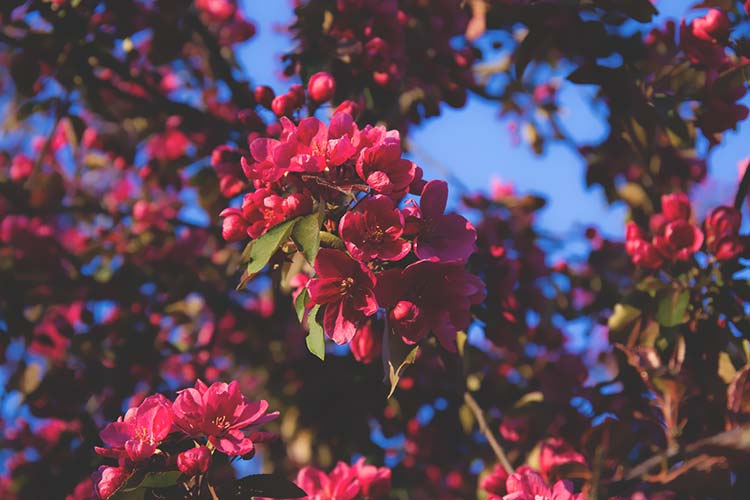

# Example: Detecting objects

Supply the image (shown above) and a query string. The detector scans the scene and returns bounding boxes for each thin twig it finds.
[734,159,750,211]
[463,391,514,474]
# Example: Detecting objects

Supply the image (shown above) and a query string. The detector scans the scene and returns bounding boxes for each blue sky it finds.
[238,0,750,243]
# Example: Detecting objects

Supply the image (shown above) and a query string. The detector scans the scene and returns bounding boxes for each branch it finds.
[622,426,750,483]
[734,159,750,211]
[464,391,514,475]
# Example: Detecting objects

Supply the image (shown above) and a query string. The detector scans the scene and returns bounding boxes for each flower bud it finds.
[271,94,295,117]
[693,9,731,43]
[307,72,336,102]
[254,85,275,108]
[661,192,691,222]
[93,466,130,500]
[177,446,211,476]
[219,208,248,242]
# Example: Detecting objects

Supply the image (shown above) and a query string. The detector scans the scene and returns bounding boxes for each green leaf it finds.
[608,303,642,332]
[383,325,420,398]
[319,231,346,250]
[134,471,182,489]
[216,474,306,499]
[295,288,310,323]
[636,276,668,296]
[120,471,182,493]
[656,289,689,327]
[246,219,298,276]
[306,304,325,360]
[110,489,144,500]
[291,212,322,265]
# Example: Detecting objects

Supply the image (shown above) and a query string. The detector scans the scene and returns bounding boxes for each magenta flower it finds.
[295,462,360,500]
[350,321,382,364]
[376,260,485,350]
[306,249,379,344]
[661,192,691,222]
[539,438,586,481]
[356,138,415,195]
[177,445,211,476]
[172,380,279,456]
[95,395,173,463]
[503,468,582,500]
[653,220,704,261]
[410,180,477,262]
[351,457,391,498]
[705,206,743,260]
[339,196,410,262]
[92,465,131,500]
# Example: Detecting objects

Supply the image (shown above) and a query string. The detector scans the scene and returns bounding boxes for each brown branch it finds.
[464,391,514,475]
[734,159,750,211]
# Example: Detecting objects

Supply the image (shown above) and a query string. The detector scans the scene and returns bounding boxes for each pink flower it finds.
[306,249,378,344]
[653,220,704,261]
[339,196,410,262]
[376,260,485,350]
[356,137,415,195]
[679,18,728,68]
[95,395,173,463]
[308,72,336,102]
[660,193,691,222]
[10,154,33,182]
[503,468,582,500]
[481,465,509,499]
[255,85,275,108]
[625,222,663,269]
[196,0,236,22]
[66,477,95,500]
[691,9,730,44]
[212,145,246,198]
[92,466,131,500]
[539,438,586,481]
[147,128,190,162]
[296,463,360,500]
[351,457,391,498]
[272,94,296,117]
[705,206,743,260]
[219,188,313,241]
[409,180,477,262]
[177,446,211,476]
[172,380,279,456]
[350,321,381,364]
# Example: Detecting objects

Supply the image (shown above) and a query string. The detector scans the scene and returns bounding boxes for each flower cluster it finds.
[92,381,277,499]
[286,0,476,129]
[219,105,483,352]
[481,467,583,500]
[625,192,743,269]
[277,458,391,500]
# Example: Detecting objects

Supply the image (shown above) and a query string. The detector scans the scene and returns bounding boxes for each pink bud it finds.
[254,85,275,108]
[271,94,295,117]
[692,9,731,43]
[219,208,248,242]
[177,446,211,476]
[350,322,381,364]
[661,192,691,222]
[93,466,131,500]
[307,72,336,102]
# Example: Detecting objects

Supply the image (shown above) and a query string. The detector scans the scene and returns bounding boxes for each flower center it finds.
[134,426,150,442]
[369,226,385,243]
[212,415,231,431]
[339,277,355,296]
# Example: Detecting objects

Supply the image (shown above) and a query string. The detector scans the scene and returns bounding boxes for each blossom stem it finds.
[463,391,514,475]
